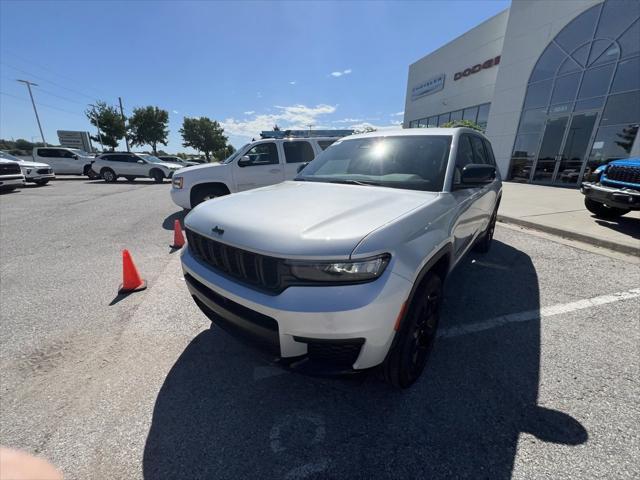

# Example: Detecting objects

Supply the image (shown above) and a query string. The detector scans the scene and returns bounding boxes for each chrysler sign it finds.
[454,55,501,81]
[411,73,445,101]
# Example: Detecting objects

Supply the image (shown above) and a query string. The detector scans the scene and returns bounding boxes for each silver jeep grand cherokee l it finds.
[181,128,502,387]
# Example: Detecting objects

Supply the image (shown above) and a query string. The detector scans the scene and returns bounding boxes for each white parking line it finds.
[439,288,640,339]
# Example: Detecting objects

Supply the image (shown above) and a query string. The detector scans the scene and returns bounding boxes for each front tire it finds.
[584,197,629,219]
[190,185,224,207]
[101,169,117,183]
[383,273,442,388]
[151,170,164,183]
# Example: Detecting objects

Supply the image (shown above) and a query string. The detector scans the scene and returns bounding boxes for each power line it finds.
[0,61,98,101]
[1,49,109,99]
[0,91,85,117]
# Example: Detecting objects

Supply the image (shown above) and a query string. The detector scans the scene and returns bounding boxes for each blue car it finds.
[581,157,640,219]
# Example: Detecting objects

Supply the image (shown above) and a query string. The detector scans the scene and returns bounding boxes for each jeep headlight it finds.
[172,176,183,189]
[287,254,390,283]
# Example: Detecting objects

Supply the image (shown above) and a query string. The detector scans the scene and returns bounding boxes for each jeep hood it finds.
[185,181,439,258]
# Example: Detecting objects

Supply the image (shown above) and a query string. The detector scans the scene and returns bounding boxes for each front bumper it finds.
[170,185,191,209]
[181,247,412,371]
[25,172,55,182]
[581,182,640,210]
[0,176,25,189]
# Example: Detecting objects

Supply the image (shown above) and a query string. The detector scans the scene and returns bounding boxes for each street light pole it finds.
[88,103,105,152]
[17,79,46,145]
[118,97,130,152]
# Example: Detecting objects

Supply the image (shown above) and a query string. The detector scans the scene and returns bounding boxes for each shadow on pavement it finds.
[594,216,640,240]
[162,210,188,231]
[143,240,587,479]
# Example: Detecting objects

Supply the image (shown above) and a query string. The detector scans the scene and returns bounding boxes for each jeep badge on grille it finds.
[212,226,225,235]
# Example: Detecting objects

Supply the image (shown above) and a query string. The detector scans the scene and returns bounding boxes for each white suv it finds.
[91,152,182,183]
[32,147,95,177]
[1,151,55,185]
[170,137,339,208]
[181,128,502,387]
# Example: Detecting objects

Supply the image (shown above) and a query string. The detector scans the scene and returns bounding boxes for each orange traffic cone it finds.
[170,219,186,249]
[118,249,147,294]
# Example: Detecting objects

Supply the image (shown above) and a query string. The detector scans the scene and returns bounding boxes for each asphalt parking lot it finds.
[1,178,639,480]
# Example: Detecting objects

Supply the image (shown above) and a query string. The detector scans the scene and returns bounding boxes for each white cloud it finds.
[289,81,297,85]
[221,104,338,139]
[348,121,401,132]
[391,111,404,116]
[172,110,179,114]
[244,110,255,115]
[333,117,364,123]
[330,69,352,77]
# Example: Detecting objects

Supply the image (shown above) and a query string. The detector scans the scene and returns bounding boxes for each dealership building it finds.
[403,0,640,187]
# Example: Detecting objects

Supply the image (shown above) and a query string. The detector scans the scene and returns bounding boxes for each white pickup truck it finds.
[170,137,339,209]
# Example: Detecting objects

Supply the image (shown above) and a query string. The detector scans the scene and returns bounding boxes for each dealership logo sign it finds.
[411,73,445,101]
[454,55,501,81]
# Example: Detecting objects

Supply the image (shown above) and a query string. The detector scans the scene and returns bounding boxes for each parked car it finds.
[170,137,340,209]
[1,151,55,186]
[181,128,502,387]
[32,147,95,177]
[90,152,182,183]
[159,156,198,167]
[581,157,640,219]
[0,158,26,192]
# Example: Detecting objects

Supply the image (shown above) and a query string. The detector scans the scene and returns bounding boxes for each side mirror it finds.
[459,164,496,187]
[72,154,79,159]
[237,155,252,167]
[297,162,310,174]
[137,159,145,164]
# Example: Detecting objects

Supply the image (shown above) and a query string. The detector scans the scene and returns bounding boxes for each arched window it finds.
[509,0,640,185]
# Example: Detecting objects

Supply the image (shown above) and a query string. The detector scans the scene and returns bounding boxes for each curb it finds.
[497,214,639,257]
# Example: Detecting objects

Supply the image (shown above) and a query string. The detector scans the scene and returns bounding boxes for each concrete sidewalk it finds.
[498,182,640,256]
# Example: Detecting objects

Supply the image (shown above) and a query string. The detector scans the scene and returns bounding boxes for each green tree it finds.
[213,144,236,162]
[85,101,126,151]
[127,106,169,154]
[14,139,34,151]
[441,119,484,131]
[179,117,228,161]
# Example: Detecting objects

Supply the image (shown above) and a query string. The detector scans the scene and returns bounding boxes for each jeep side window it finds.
[245,143,279,166]
[454,135,474,184]
[483,139,496,166]
[470,136,489,165]
[283,141,314,163]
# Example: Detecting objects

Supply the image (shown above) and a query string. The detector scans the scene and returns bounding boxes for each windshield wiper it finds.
[327,179,382,186]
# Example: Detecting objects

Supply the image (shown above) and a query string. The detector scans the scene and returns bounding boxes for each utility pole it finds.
[118,97,130,152]
[17,79,46,145]
[88,103,105,152]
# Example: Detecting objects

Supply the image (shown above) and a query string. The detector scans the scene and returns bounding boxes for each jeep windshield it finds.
[296,135,451,192]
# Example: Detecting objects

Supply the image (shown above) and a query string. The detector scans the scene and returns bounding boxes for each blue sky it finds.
[0,0,508,152]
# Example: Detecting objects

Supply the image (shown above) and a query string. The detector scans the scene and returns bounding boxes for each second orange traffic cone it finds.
[118,249,147,294]
[170,219,185,249]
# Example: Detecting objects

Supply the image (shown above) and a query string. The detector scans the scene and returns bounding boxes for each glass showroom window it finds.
[509,0,640,183]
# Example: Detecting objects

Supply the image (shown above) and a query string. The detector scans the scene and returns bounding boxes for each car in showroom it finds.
[158,155,199,167]
[90,152,183,183]
[170,136,340,209]
[0,157,26,192]
[1,151,55,186]
[581,157,640,219]
[32,147,95,177]
[180,128,502,387]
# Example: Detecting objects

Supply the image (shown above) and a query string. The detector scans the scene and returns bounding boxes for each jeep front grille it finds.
[186,229,285,294]
[605,165,640,185]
